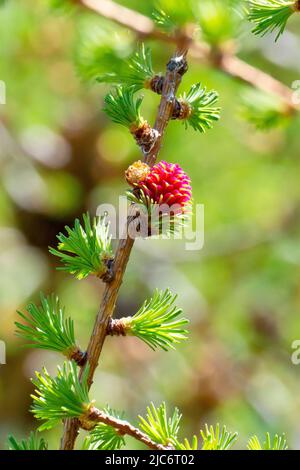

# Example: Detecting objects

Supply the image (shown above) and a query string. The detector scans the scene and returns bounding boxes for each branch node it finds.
[99,257,114,283]
[171,99,191,120]
[69,348,88,367]
[79,418,96,431]
[107,318,129,336]
[148,75,165,94]
[167,55,188,76]
[130,122,161,155]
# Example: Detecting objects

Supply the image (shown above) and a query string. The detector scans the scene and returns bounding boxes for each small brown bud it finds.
[293,0,300,11]
[107,317,131,336]
[147,75,165,94]
[130,121,160,154]
[69,347,88,367]
[172,99,192,120]
[125,160,151,187]
[79,418,96,431]
[167,55,188,76]
[99,256,114,283]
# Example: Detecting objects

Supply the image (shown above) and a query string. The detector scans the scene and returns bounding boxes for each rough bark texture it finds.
[85,406,171,450]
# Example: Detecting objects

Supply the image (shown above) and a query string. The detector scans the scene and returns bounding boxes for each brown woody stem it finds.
[60,45,188,450]
[60,222,135,450]
[82,406,171,450]
[77,0,169,42]
[146,51,189,167]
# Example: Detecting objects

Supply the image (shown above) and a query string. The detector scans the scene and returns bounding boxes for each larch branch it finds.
[60,42,188,449]
[78,0,297,111]
[61,0,297,450]
[82,407,171,450]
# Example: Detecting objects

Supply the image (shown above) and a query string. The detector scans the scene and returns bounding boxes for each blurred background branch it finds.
[76,0,297,111]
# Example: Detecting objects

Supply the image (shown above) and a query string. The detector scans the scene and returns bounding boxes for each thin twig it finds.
[146,45,189,166]
[82,407,170,450]
[218,53,296,112]
[78,0,169,42]
[60,46,188,450]
[78,0,297,111]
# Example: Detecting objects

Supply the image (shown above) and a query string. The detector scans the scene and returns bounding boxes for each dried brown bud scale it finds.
[171,100,192,120]
[130,122,160,155]
[107,317,130,336]
[167,55,188,76]
[69,348,88,367]
[147,75,165,95]
[99,257,114,283]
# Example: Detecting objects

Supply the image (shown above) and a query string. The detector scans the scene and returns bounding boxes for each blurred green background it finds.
[1,0,300,450]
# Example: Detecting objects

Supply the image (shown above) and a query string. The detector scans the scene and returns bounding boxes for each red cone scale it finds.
[136,161,192,210]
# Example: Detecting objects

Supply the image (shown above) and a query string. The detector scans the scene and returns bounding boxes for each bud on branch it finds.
[83,407,126,450]
[104,86,160,154]
[31,362,171,450]
[49,213,113,281]
[15,293,87,366]
[173,83,221,133]
[98,43,164,93]
[107,289,189,351]
[18,360,289,451]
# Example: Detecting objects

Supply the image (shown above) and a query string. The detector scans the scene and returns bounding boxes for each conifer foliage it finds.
[7,0,292,451]
[248,0,299,41]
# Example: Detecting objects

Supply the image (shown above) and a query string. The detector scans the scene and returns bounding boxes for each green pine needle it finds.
[153,8,177,33]
[98,44,155,91]
[126,191,192,237]
[197,0,246,45]
[138,402,181,446]
[200,424,238,450]
[8,431,48,450]
[31,361,91,431]
[103,86,144,129]
[15,293,78,356]
[173,435,199,450]
[247,432,288,450]
[174,424,238,450]
[83,407,126,450]
[179,83,221,133]
[152,0,196,32]
[126,289,189,351]
[74,18,132,82]
[49,213,113,280]
[240,88,291,130]
[48,0,75,14]
[248,0,296,41]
